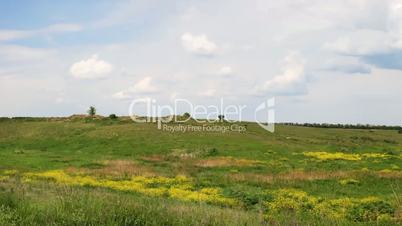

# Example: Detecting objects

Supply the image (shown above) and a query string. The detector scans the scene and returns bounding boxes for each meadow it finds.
[0,117,401,225]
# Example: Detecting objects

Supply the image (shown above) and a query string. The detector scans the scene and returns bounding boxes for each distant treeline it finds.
[0,117,46,121]
[0,117,87,122]
[1,117,401,132]
[279,122,402,131]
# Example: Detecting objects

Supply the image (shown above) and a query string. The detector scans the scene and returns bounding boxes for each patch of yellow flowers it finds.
[304,151,399,161]
[0,175,9,181]
[1,169,398,222]
[339,179,360,185]
[3,169,17,175]
[23,170,236,206]
[303,152,361,161]
[265,188,317,212]
[361,153,389,158]
[0,170,17,181]
[265,189,396,222]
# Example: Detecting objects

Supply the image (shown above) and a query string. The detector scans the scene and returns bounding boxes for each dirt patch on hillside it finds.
[195,157,264,168]
[66,160,155,178]
[228,170,402,183]
[141,155,165,162]
[377,170,402,178]
[228,171,353,183]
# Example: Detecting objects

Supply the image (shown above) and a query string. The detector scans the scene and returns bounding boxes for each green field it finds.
[0,117,401,225]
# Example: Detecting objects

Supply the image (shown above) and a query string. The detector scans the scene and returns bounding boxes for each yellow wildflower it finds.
[23,170,235,206]
[339,179,360,186]
[303,152,361,161]
[0,175,9,181]
[3,169,17,175]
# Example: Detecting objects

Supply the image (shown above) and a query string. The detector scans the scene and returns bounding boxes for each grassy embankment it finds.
[0,117,401,225]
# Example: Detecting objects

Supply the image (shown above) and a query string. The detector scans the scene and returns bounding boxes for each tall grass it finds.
[1,180,399,226]
[0,181,266,226]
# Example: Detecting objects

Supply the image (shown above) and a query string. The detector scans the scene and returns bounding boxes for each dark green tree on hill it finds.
[183,112,191,118]
[218,115,225,122]
[87,106,96,117]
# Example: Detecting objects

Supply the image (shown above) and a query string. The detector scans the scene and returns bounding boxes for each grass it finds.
[0,118,401,225]
[0,180,264,226]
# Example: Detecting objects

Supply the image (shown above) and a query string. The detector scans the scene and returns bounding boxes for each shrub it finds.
[228,188,270,209]
[183,112,191,119]
[0,117,10,122]
[206,148,219,156]
[0,205,18,225]
[347,197,395,222]
[314,198,355,219]
[384,149,399,156]
[109,114,118,119]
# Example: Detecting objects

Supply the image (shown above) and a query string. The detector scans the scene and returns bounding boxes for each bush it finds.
[109,114,118,119]
[347,198,395,222]
[228,187,270,209]
[0,205,18,225]
[384,149,399,156]
[0,192,19,209]
[183,112,191,119]
[206,148,219,156]
[0,117,10,122]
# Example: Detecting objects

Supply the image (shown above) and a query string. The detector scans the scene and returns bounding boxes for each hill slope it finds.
[0,118,401,225]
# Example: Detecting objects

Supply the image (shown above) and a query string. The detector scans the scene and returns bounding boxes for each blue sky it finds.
[1,0,402,125]
[0,1,109,31]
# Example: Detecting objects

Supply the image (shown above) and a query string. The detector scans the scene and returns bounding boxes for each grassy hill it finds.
[0,118,401,225]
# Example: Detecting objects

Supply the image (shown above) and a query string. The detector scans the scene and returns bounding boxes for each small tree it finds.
[87,106,96,117]
[183,112,191,119]
[109,114,117,119]
[218,114,225,122]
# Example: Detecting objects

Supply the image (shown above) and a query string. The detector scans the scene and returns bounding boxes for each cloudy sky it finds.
[0,0,402,125]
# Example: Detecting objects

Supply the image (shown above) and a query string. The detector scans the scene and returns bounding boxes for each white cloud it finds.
[0,23,82,41]
[0,44,54,62]
[323,1,402,59]
[113,76,158,99]
[44,23,82,33]
[324,29,395,56]
[181,32,217,55]
[55,97,64,103]
[169,92,180,102]
[324,58,371,74]
[198,88,216,97]
[112,91,131,100]
[217,66,233,76]
[0,30,28,42]
[70,55,113,79]
[255,52,307,96]
[385,1,402,51]
[132,76,158,93]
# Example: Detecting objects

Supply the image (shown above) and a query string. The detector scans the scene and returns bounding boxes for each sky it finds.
[0,0,402,125]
